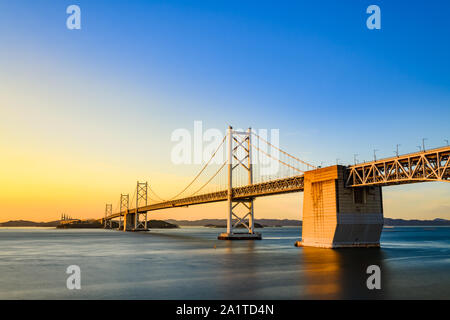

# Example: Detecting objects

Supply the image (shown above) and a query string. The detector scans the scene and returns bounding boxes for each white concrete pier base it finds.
[297,165,384,249]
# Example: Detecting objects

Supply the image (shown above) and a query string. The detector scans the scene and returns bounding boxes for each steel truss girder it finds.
[346,146,450,187]
[105,175,305,219]
[231,199,253,231]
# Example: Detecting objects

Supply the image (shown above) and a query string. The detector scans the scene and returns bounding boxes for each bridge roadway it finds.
[106,175,306,220]
[104,145,450,221]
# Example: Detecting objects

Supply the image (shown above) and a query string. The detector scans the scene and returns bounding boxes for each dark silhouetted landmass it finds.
[0,220,60,227]
[57,220,103,229]
[148,220,179,228]
[168,219,300,227]
[168,218,450,227]
[0,219,179,229]
[107,220,179,229]
[204,222,265,229]
[57,219,179,229]
[384,218,450,226]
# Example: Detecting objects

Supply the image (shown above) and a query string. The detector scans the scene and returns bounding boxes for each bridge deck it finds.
[106,175,305,219]
[347,145,450,187]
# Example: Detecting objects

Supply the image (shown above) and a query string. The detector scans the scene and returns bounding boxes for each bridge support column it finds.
[118,214,123,231]
[104,204,113,229]
[296,165,384,248]
[132,182,149,231]
[104,219,113,229]
[218,126,261,240]
[119,194,129,231]
[123,212,135,231]
[123,211,148,232]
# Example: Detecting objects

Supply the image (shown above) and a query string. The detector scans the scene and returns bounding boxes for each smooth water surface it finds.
[0,226,449,299]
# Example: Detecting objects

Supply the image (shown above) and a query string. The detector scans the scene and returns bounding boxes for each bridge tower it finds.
[104,204,113,229]
[296,165,384,248]
[135,181,148,230]
[218,126,261,240]
[123,182,149,231]
[119,194,129,231]
[124,181,149,231]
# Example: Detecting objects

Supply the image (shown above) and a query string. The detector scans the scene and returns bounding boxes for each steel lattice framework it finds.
[135,182,148,229]
[346,146,450,187]
[118,194,129,229]
[105,175,305,219]
[101,124,449,227]
[104,204,113,228]
[104,145,449,220]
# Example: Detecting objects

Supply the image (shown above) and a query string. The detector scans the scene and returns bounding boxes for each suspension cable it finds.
[112,131,313,212]
[251,132,316,169]
[130,185,137,209]
[188,161,227,197]
[251,141,305,173]
[148,186,166,202]
[167,134,227,200]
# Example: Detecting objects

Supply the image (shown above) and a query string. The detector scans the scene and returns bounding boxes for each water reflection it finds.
[218,240,260,297]
[299,247,390,299]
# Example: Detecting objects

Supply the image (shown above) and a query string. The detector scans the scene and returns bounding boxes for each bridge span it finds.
[98,126,449,248]
[106,175,305,218]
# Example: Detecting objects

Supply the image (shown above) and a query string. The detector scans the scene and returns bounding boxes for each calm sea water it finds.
[0,226,449,299]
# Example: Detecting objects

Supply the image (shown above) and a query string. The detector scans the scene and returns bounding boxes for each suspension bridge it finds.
[97,126,450,248]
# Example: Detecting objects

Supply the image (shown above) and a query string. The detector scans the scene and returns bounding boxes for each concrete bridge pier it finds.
[296,165,384,248]
[122,211,149,232]
[123,212,135,231]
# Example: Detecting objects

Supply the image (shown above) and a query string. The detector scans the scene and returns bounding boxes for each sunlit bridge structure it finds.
[98,126,450,248]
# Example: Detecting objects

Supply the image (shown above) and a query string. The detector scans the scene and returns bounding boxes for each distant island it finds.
[167,218,450,227]
[204,222,265,229]
[1,218,450,228]
[0,220,60,227]
[0,219,179,229]
[167,219,302,227]
[58,219,179,229]
[383,218,450,226]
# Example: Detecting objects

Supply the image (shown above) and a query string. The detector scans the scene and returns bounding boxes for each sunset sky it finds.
[1,1,449,222]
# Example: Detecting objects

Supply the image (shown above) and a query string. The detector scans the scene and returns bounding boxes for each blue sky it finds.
[0,0,449,220]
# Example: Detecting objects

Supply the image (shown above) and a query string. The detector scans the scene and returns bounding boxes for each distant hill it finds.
[0,220,60,227]
[204,222,265,228]
[0,219,179,229]
[148,220,179,229]
[167,219,301,227]
[107,220,179,229]
[384,218,450,226]
[168,218,450,227]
